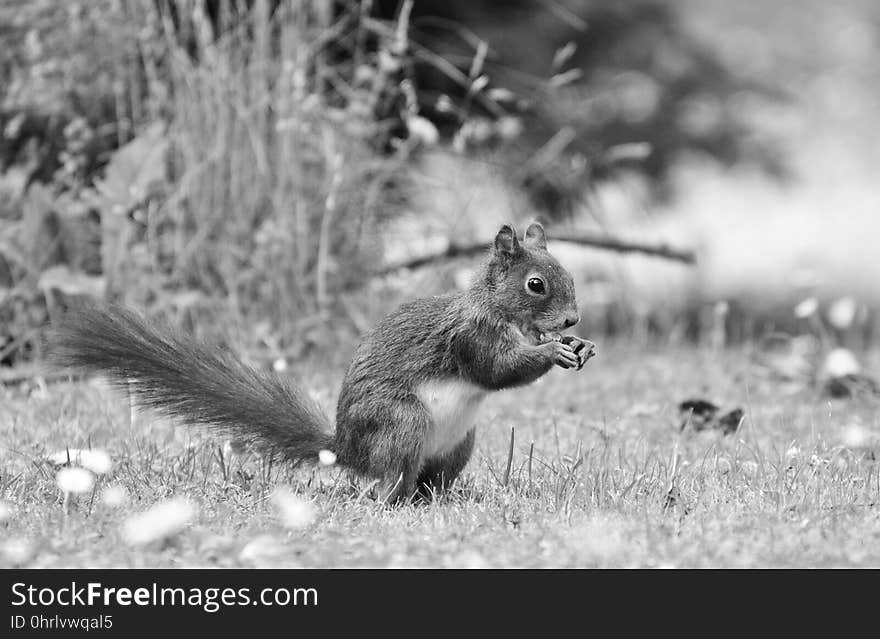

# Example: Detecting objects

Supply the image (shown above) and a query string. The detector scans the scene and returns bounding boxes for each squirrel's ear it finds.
[523,222,547,250]
[494,224,520,256]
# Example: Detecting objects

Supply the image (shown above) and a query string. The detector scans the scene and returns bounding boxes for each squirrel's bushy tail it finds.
[50,303,336,465]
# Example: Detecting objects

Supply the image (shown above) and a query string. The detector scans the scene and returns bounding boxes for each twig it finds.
[375,231,696,276]
[536,0,589,31]
[0,364,70,386]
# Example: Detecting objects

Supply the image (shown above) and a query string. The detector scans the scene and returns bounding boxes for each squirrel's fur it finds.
[51,223,594,503]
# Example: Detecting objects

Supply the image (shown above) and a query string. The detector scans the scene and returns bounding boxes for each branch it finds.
[375,231,696,276]
[547,232,696,263]
[0,364,70,386]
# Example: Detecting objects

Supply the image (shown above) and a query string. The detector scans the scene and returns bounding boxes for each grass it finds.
[1,339,879,568]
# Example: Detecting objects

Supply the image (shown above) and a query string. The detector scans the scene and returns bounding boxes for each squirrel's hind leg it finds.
[369,398,430,506]
[415,428,476,502]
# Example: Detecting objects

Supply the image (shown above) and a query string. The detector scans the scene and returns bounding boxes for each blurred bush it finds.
[372,0,783,216]
[0,0,782,367]
[1,0,424,364]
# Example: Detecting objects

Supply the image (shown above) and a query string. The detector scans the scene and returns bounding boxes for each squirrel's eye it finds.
[526,277,546,295]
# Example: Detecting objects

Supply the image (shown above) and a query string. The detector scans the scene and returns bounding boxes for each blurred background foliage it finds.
[0,0,876,371]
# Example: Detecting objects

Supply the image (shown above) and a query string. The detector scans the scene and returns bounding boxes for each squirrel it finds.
[50,222,596,504]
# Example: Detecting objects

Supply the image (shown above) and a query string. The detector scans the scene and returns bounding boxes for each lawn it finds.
[1,339,878,568]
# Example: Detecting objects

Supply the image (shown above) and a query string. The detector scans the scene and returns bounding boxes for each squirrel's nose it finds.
[563,311,580,328]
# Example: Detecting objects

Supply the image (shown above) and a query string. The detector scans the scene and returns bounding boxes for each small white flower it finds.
[48,449,113,475]
[842,424,873,450]
[785,446,801,460]
[495,116,522,140]
[79,450,112,475]
[56,467,95,494]
[272,358,288,372]
[822,348,861,378]
[101,485,129,507]
[406,115,439,146]
[828,297,858,330]
[0,500,10,523]
[1,538,33,565]
[318,449,337,466]
[122,497,195,546]
[794,297,819,319]
[271,486,315,530]
[239,535,285,565]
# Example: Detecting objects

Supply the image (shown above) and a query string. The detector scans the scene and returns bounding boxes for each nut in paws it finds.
[560,335,596,370]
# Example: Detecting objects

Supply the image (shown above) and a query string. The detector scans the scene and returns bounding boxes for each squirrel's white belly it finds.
[417,379,488,459]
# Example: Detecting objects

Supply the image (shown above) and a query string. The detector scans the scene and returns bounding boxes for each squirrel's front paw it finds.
[560,336,596,371]
[544,341,580,369]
